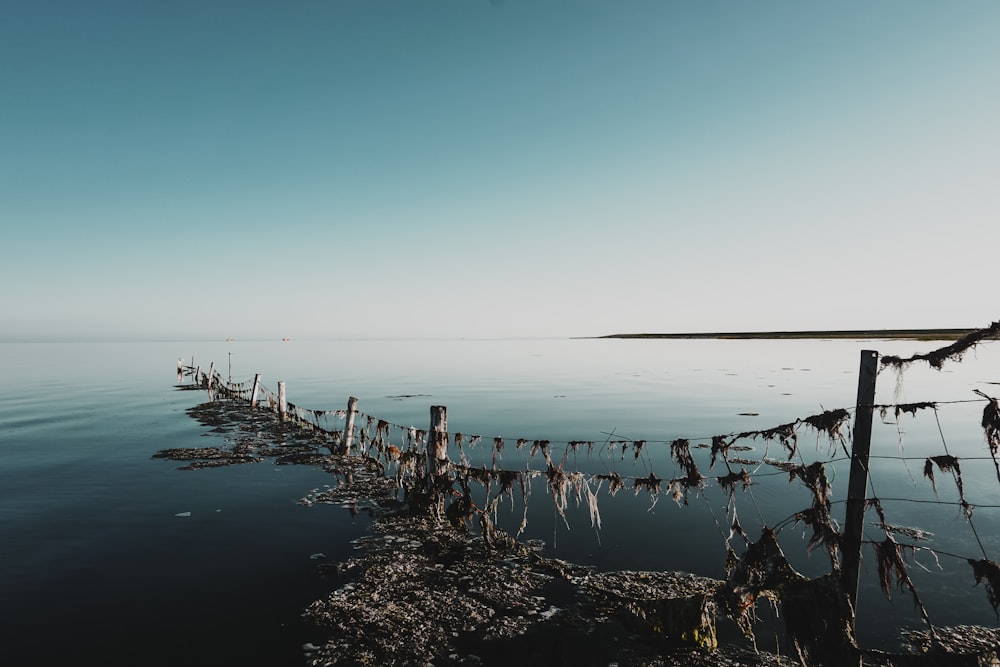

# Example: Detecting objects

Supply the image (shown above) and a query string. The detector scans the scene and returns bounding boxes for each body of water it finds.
[2,337,999,664]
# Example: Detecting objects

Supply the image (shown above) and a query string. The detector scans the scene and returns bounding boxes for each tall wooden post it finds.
[177,358,183,382]
[842,349,878,626]
[342,397,358,455]
[195,365,201,386]
[427,405,449,484]
[207,362,215,389]
[249,373,261,408]
[277,381,287,421]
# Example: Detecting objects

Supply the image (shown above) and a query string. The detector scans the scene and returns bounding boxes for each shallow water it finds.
[2,337,998,662]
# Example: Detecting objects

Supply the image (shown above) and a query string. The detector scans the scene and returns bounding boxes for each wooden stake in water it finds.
[427,405,449,483]
[842,349,878,625]
[250,373,261,408]
[207,362,215,390]
[342,397,358,455]
[177,358,183,382]
[277,381,287,421]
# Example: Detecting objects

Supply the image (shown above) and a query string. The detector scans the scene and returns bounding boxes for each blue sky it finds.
[3,1,998,341]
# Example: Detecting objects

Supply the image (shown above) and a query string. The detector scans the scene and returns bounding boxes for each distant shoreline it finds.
[592,329,974,341]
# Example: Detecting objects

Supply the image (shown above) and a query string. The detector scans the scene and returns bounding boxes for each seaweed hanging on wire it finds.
[594,471,625,496]
[968,558,1000,620]
[979,390,1000,451]
[373,420,391,454]
[881,321,1000,370]
[631,439,646,461]
[879,401,937,422]
[670,439,703,485]
[453,432,469,467]
[472,466,529,536]
[546,463,601,529]
[716,468,752,513]
[753,421,799,460]
[922,455,965,500]
[861,498,936,633]
[633,472,662,509]
[721,527,804,643]
[801,408,851,456]
[668,438,704,504]
[529,439,551,465]
[789,462,840,565]
[973,389,1000,486]
[710,435,732,469]
[491,437,504,468]
[872,534,934,633]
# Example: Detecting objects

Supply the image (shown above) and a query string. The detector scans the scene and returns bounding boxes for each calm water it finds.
[2,337,999,663]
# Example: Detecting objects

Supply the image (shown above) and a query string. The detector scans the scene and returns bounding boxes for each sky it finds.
[2,1,999,341]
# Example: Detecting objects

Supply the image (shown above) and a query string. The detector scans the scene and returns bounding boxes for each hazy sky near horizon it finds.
[3,1,999,341]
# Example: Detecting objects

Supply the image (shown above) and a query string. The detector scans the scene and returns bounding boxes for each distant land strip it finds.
[594,329,977,341]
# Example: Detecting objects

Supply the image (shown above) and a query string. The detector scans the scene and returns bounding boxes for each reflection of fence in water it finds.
[175,323,1000,663]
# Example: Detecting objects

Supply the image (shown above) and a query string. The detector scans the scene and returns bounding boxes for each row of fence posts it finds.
[178,351,882,663]
[177,357,453,500]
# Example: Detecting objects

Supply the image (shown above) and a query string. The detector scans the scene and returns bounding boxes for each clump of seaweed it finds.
[595,471,625,496]
[545,463,601,530]
[631,439,646,461]
[923,455,964,499]
[881,321,1000,370]
[670,438,704,487]
[722,528,803,642]
[633,472,662,509]
[792,506,840,559]
[975,390,1000,453]
[716,468,752,497]
[973,389,1000,485]
[709,435,731,469]
[787,461,831,506]
[530,439,551,464]
[492,436,504,468]
[879,401,937,422]
[873,538,911,599]
[762,457,801,473]
[968,558,1000,620]
[801,408,850,449]
[872,534,934,632]
[755,422,799,460]
[785,462,839,563]
[879,524,933,542]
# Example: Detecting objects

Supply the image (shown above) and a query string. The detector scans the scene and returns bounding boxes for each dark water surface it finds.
[2,338,999,664]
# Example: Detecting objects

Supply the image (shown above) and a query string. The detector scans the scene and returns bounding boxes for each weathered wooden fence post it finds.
[207,362,215,390]
[842,349,878,624]
[195,365,201,386]
[249,373,261,408]
[342,397,358,454]
[427,406,449,496]
[177,358,183,382]
[277,381,287,421]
